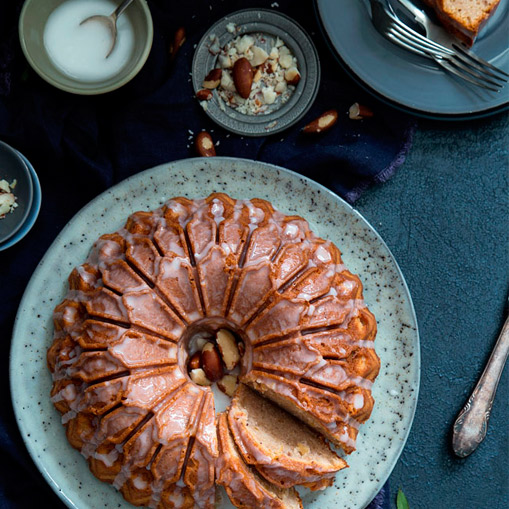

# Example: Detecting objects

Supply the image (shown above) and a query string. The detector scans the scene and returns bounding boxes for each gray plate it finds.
[0,141,33,243]
[316,0,509,119]
[10,157,420,509]
[192,9,320,136]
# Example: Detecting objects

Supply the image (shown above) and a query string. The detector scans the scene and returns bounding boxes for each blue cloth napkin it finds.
[0,0,412,507]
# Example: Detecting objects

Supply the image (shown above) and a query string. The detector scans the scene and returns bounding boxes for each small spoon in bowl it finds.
[80,0,135,58]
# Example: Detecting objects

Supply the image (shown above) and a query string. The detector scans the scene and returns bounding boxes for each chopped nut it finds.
[169,27,186,62]
[302,109,338,134]
[188,351,201,371]
[190,368,212,386]
[203,68,222,89]
[249,46,269,67]
[217,374,239,397]
[216,329,240,370]
[236,34,255,54]
[285,67,301,86]
[196,89,213,101]
[349,102,374,120]
[195,132,216,157]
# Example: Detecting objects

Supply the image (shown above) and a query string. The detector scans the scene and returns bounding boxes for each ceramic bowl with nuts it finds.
[192,9,320,136]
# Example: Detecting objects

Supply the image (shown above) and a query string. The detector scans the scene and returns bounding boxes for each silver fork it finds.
[393,0,509,83]
[367,0,505,92]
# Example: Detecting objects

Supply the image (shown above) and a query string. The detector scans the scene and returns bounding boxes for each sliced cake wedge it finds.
[216,413,302,509]
[228,384,347,490]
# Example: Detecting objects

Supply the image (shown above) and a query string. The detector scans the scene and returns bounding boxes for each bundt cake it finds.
[422,0,501,46]
[48,192,380,508]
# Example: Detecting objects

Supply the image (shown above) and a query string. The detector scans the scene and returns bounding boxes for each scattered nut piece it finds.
[201,342,224,381]
[188,351,201,371]
[302,109,338,134]
[232,57,254,99]
[285,67,301,86]
[238,341,245,357]
[249,46,269,67]
[216,329,241,370]
[196,89,213,101]
[190,368,212,386]
[348,102,374,120]
[203,68,222,89]
[217,374,239,397]
[169,27,186,62]
[195,132,216,157]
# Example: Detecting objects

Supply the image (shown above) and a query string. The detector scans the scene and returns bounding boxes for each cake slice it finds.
[228,385,347,490]
[422,0,501,46]
[216,413,302,509]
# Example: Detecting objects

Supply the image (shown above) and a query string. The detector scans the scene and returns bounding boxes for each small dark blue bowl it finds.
[0,141,34,244]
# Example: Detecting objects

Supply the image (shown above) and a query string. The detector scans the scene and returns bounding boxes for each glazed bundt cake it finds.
[422,0,501,46]
[48,192,380,508]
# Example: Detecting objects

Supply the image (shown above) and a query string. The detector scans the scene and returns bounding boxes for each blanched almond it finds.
[217,374,239,397]
[203,68,222,89]
[216,329,240,370]
[232,58,254,99]
[190,368,212,386]
[302,109,338,134]
[195,132,216,157]
[201,342,224,381]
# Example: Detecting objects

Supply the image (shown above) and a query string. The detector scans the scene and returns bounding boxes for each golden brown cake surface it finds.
[422,0,501,46]
[48,192,380,508]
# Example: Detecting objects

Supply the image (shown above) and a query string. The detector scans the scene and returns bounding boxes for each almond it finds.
[232,57,254,99]
[201,342,223,382]
[349,102,374,120]
[190,368,212,386]
[302,109,338,134]
[216,329,240,370]
[285,67,301,86]
[203,68,222,89]
[188,351,201,371]
[217,374,239,397]
[196,89,213,101]
[169,26,186,62]
[195,132,216,157]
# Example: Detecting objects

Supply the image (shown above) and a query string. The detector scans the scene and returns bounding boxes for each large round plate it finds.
[10,158,420,509]
[315,0,509,119]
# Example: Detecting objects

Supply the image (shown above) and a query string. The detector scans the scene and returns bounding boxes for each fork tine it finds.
[447,50,507,84]
[433,56,501,92]
[443,55,504,89]
[452,43,509,79]
[388,28,502,91]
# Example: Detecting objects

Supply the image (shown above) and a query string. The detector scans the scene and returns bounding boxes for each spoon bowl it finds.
[80,0,135,58]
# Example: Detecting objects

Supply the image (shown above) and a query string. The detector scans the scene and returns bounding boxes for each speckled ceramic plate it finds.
[10,158,419,509]
[192,9,320,136]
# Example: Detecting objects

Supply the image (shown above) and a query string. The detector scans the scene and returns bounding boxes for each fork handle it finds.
[452,315,509,457]
[394,0,427,25]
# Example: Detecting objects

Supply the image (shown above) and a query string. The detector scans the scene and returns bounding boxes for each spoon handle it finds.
[114,0,135,19]
[452,315,509,457]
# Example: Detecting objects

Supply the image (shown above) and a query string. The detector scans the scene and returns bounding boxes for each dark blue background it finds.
[0,0,508,508]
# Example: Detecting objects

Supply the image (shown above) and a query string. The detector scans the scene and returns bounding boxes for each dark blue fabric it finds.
[0,0,412,507]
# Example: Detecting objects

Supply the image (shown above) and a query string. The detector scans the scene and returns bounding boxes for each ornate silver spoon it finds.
[80,0,135,58]
[452,305,509,457]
